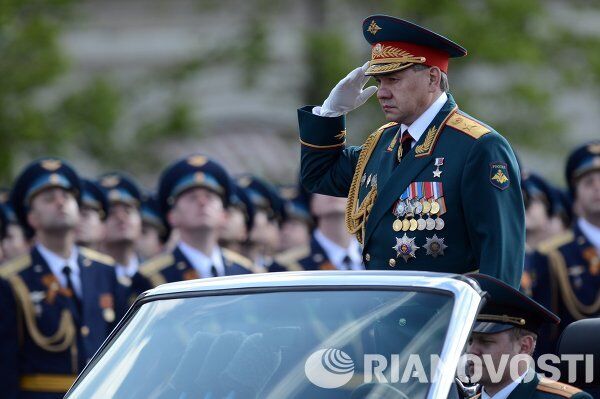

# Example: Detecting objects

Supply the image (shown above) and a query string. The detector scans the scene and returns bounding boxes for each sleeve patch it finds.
[490,162,510,190]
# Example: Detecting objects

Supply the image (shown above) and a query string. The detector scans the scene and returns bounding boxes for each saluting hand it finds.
[313,62,378,117]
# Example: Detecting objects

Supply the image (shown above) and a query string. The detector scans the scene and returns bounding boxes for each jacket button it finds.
[81,326,90,337]
[389,259,396,268]
[365,253,371,262]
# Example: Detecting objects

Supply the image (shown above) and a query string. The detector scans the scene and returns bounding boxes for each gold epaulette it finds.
[222,248,264,273]
[139,253,174,277]
[537,378,583,397]
[537,232,574,254]
[446,112,490,139]
[378,121,398,130]
[78,247,115,266]
[0,254,32,278]
[274,245,311,272]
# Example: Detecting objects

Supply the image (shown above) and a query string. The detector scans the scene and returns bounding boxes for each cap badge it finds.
[41,159,61,171]
[100,175,120,188]
[194,172,205,183]
[187,155,208,167]
[367,20,381,35]
[48,174,61,184]
[588,143,600,154]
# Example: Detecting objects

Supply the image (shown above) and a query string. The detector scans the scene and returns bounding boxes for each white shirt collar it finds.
[481,371,527,399]
[177,241,225,278]
[116,256,140,278]
[577,217,600,252]
[36,243,82,297]
[400,92,448,144]
[313,229,364,270]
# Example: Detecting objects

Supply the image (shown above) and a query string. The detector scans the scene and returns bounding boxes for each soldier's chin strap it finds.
[454,377,481,399]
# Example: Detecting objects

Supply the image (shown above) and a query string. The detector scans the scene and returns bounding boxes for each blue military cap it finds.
[230,183,255,233]
[98,172,142,208]
[278,183,313,226]
[236,175,284,223]
[565,141,600,197]
[10,158,81,238]
[467,273,559,335]
[81,178,109,219]
[158,154,233,217]
[140,192,170,243]
[521,172,555,217]
[362,15,467,76]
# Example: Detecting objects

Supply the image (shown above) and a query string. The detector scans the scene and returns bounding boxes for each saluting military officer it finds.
[525,141,600,357]
[466,273,593,399]
[0,158,122,399]
[138,155,260,287]
[298,15,524,287]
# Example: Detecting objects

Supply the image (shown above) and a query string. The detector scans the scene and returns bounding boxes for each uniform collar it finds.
[116,256,140,278]
[482,371,528,399]
[177,241,224,277]
[577,217,600,252]
[35,243,81,297]
[400,91,448,143]
[313,229,363,270]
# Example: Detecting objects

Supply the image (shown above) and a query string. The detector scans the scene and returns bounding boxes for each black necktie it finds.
[397,131,414,162]
[210,265,219,277]
[62,265,82,314]
[342,255,352,270]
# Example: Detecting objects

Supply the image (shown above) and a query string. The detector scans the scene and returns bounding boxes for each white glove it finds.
[313,62,378,117]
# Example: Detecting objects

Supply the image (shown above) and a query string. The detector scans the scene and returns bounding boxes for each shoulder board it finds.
[446,112,490,139]
[537,232,575,254]
[221,248,263,273]
[139,253,175,277]
[79,247,115,266]
[274,245,311,272]
[537,378,583,397]
[376,122,398,132]
[0,254,31,278]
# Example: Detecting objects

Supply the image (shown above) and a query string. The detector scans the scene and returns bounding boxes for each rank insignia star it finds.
[424,234,447,258]
[393,234,419,262]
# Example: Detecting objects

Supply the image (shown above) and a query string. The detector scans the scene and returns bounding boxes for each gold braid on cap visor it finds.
[477,314,526,326]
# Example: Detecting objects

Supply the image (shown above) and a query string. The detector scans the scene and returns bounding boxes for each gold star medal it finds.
[393,234,419,262]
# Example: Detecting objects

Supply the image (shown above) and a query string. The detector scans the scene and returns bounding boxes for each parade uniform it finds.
[467,273,593,399]
[299,16,524,287]
[0,158,122,399]
[524,141,600,357]
[138,155,261,287]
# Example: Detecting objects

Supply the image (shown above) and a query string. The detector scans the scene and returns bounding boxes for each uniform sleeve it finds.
[298,106,362,197]
[460,133,525,288]
[0,278,19,399]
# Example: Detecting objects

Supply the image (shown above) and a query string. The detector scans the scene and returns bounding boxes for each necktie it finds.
[342,255,352,270]
[62,265,82,314]
[210,264,219,277]
[397,132,414,162]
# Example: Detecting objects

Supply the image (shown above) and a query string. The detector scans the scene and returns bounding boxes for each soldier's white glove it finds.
[313,62,378,117]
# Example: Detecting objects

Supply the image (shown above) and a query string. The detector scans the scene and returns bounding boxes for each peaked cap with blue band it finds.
[362,15,467,76]
[98,172,142,208]
[230,182,255,233]
[521,172,556,217]
[565,140,600,197]
[278,183,313,225]
[236,174,285,223]
[81,178,109,219]
[140,192,170,243]
[10,158,81,238]
[158,154,233,218]
[467,273,559,335]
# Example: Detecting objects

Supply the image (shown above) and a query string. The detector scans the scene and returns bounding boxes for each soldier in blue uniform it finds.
[219,182,255,256]
[525,141,600,357]
[138,155,260,287]
[298,15,524,287]
[0,158,122,399]
[278,183,314,252]
[466,273,593,399]
[75,178,108,250]
[0,190,30,262]
[137,192,170,261]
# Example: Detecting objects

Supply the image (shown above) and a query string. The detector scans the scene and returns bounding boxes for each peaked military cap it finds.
[565,140,600,197]
[98,172,142,208]
[140,192,170,243]
[81,178,109,219]
[158,154,233,217]
[10,158,81,237]
[236,174,284,223]
[230,182,255,233]
[362,15,467,76]
[467,273,560,335]
[278,183,313,225]
[521,172,555,217]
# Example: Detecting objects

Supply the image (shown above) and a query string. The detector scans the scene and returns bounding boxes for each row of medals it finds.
[392,198,445,232]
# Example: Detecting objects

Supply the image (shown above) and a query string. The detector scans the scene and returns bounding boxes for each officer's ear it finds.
[428,67,442,92]
[166,208,178,229]
[27,209,40,231]
[518,334,536,356]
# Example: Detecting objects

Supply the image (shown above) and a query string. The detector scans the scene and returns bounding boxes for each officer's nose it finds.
[377,86,392,100]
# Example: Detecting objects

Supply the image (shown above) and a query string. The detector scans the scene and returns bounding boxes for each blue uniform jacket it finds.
[0,246,121,399]
[298,93,524,287]
[269,235,337,272]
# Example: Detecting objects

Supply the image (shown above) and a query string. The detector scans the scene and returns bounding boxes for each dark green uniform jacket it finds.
[298,93,524,287]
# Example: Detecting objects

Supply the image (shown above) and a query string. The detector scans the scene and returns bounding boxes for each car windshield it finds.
[68,288,454,399]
